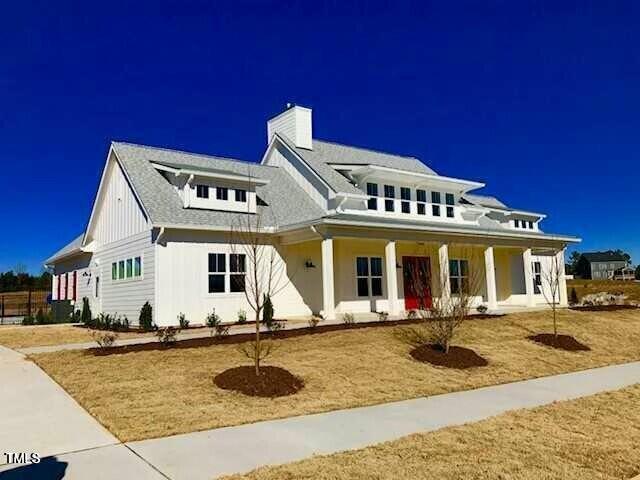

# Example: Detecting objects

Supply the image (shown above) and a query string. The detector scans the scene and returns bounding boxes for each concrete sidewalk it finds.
[128,360,640,479]
[1,341,638,479]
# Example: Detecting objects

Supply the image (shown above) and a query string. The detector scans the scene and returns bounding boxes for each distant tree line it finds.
[0,266,52,293]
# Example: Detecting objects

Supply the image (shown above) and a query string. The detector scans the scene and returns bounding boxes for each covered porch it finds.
[279,224,569,320]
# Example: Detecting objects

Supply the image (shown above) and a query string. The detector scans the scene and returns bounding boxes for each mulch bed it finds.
[528,333,591,351]
[214,366,304,397]
[570,305,638,312]
[88,313,506,356]
[410,344,489,369]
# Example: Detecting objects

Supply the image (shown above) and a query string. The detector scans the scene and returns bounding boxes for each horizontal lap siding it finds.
[95,230,155,324]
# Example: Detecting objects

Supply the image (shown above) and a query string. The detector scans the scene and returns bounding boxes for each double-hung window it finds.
[400,187,411,214]
[416,189,426,215]
[449,259,469,295]
[235,189,247,203]
[532,261,542,294]
[216,187,228,200]
[366,183,378,210]
[445,193,455,218]
[356,256,383,297]
[208,253,226,293]
[230,254,246,292]
[528,221,533,229]
[432,191,441,217]
[384,185,395,212]
[514,219,520,228]
[196,184,209,198]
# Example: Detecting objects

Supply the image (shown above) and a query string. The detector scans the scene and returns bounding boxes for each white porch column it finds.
[484,246,498,310]
[557,248,568,306]
[385,241,399,315]
[438,243,450,301]
[320,237,336,320]
[523,248,536,307]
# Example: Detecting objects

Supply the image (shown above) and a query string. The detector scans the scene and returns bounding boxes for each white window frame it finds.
[532,261,542,294]
[355,256,384,299]
[206,253,246,296]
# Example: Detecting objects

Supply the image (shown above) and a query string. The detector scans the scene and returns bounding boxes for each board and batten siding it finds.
[93,230,155,324]
[90,156,149,245]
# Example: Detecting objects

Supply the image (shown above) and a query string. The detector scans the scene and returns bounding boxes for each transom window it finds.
[356,256,383,297]
[235,189,247,202]
[216,187,228,200]
[196,184,209,198]
[208,253,247,293]
[449,259,469,295]
[366,183,378,210]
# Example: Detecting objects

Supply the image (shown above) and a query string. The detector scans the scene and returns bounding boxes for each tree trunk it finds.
[255,311,260,376]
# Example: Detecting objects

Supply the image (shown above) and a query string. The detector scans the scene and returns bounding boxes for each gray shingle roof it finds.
[312,139,436,175]
[44,233,84,264]
[280,136,436,195]
[111,142,325,229]
[463,193,509,210]
[582,251,628,263]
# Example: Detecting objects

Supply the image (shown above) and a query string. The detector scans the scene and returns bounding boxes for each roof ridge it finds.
[313,138,419,161]
[111,141,278,169]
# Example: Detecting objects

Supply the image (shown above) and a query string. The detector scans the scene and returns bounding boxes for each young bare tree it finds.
[539,252,564,340]
[407,248,483,353]
[230,171,290,375]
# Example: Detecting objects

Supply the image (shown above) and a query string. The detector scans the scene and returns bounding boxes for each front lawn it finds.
[31,309,640,442]
[227,384,640,480]
[0,324,153,349]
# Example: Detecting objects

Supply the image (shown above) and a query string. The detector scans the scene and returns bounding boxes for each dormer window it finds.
[235,189,247,203]
[416,189,426,215]
[196,185,209,198]
[432,191,441,217]
[400,187,411,214]
[445,193,455,218]
[366,183,378,210]
[528,221,533,229]
[514,219,520,228]
[216,187,228,200]
[384,185,395,212]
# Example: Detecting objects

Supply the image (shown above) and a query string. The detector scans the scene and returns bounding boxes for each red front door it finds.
[402,256,432,310]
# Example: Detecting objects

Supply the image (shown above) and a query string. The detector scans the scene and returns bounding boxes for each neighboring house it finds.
[45,105,580,326]
[575,252,630,280]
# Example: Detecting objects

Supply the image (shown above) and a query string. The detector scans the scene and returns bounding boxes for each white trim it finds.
[151,162,270,185]
[350,165,485,192]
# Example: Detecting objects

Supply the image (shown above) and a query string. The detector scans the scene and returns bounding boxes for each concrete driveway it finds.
[0,346,163,479]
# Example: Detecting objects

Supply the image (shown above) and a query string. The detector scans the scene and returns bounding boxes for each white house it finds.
[45,105,580,326]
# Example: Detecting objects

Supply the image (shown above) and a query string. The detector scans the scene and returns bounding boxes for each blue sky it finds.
[1,1,638,273]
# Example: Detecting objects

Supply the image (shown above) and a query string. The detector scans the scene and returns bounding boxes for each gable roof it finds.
[581,251,628,263]
[111,142,325,229]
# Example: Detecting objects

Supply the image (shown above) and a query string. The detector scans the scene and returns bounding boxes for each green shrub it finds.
[342,312,355,325]
[22,316,35,325]
[476,305,488,314]
[237,310,247,324]
[81,297,92,326]
[139,302,154,331]
[377,311,389,322]
[262,294,274,326]
[177,313,189,329]
[35,308,49,325]
[206,309,229,338]
[569,287,579,305]
[156,326,179,346]
[308,316,320,329]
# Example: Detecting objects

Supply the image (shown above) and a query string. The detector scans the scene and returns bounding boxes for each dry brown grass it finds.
[568,279,640,303]
[31,309,640,442]
[227,384,640,480]
[0,324,152,349]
